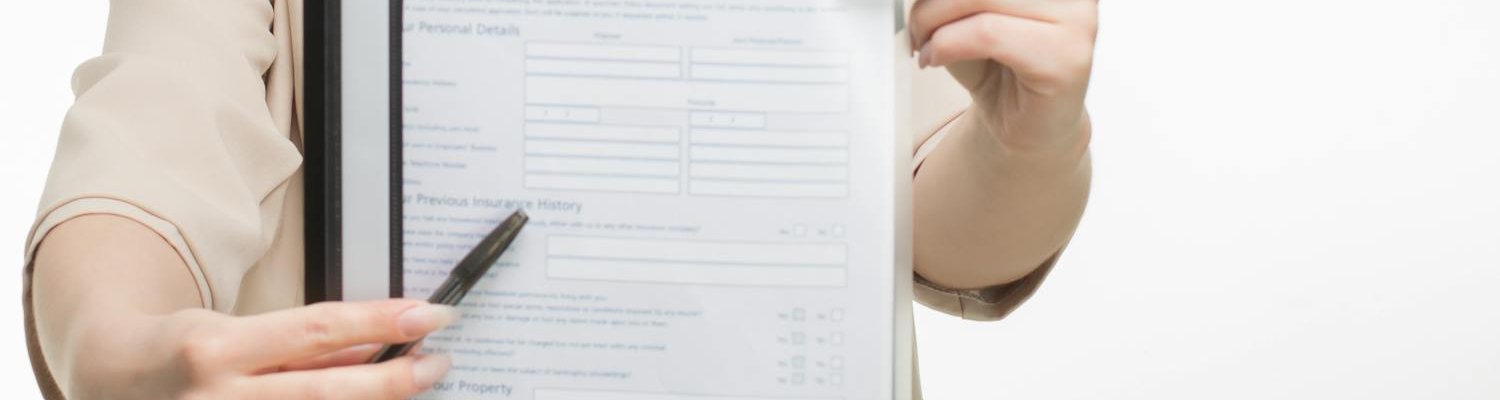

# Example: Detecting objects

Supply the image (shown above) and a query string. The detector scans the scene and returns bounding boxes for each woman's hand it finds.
[31,215,457,400]
[911,0,1098,154]
[907,0,1096,290]
[64,300,456,400]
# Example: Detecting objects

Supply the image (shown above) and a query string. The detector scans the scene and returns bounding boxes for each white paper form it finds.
[400,1,905,399]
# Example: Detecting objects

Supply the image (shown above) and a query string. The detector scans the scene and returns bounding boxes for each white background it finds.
[1,1,1496,399]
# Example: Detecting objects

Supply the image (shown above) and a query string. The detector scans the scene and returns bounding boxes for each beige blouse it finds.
[23,0,1055,398]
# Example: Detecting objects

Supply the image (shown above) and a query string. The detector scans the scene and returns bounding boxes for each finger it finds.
[910,0,1058,48]
[236,354,452,400]
[230,300,458,369]
[279,342,427,372]
[921,12,1092,93]
[277,344,383,372]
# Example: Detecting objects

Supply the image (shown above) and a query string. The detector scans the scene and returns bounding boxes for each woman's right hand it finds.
[30,216,459,400]
[68,299,457,400]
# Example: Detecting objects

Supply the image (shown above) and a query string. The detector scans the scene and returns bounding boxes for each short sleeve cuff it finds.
[912,250,1061,321]
[26,197,213,309]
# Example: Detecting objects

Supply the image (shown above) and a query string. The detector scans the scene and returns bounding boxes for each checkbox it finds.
[829,332,843,345]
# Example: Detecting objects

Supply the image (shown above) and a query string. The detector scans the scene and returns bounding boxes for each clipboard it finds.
[302,2,915,398]
[303,0,405,303]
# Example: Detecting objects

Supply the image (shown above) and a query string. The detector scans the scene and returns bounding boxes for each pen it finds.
[368,209,530,363]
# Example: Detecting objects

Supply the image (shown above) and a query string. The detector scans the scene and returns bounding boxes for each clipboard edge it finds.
[304,0,343,304]
[304,0,405,304]
[387,0,405,300]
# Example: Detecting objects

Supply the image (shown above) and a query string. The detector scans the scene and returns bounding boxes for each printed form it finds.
[401,1,905,399]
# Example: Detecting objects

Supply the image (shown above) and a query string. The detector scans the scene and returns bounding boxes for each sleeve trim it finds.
[912,109,967,175]
[25,197,214,310]
[912,248,1064,322]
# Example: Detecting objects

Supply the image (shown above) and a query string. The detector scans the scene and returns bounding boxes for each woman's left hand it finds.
[911,0,1098,154]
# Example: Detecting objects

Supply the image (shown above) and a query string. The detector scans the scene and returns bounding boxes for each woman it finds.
[23,0,1097,398]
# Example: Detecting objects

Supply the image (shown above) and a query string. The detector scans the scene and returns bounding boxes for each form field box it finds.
[528,59,681,79]
[546,236,848,287]
[527,76,850,113]
[526,140,681,160]
[549,236,846,265]
[549,258,846,287]
[527,42,680,62]
[691,48,849,66]
[527,123,681,143]
[526,174,680,194]
[527,157,680,177]
[690,163,848,181]
[536,389,838,400]
[692,64,849,84]
[690,145,849,164]
[691,129,848,147]
[525,106,600,123]
[690,180,849,198]
[689,112,766,129]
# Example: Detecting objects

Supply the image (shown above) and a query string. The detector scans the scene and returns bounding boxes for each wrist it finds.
[957,107,1092,178]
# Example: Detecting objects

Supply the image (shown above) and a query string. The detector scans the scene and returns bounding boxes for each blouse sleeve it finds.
[24,0,301,313]
[910,110,1063,321]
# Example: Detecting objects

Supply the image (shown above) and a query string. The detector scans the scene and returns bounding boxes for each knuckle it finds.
[176,331,230,373]
[1065,1,1100,38]
[977,16,1007,45]
[159,310,236,381]
[299,305,343,349]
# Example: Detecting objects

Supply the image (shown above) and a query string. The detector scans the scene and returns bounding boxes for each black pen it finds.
[369,210,530,363]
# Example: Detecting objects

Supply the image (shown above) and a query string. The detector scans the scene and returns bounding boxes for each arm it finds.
[913,106,1092,289]
[908,0,1098,290]
[29,215,455,400]
[30,215,218,398]
[24,1,454,398]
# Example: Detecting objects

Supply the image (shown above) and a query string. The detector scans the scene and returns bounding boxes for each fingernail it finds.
[411,354,451,389]
[397,305,459,338]
[908,29,919,55]
[918,43,934,68]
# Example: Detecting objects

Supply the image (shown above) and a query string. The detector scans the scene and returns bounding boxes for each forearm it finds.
[914,108,1092,289]
[30,215,202,393]
[28,216,456,400]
